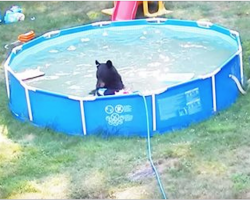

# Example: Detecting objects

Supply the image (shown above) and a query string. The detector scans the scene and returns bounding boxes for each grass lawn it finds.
[1,1,250,199]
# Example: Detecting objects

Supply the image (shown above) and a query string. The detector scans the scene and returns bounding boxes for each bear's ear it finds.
[106,60,113,68]
[95,60,100,68]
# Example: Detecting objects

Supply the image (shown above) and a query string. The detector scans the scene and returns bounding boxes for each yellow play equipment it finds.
[102,1,172,18]
[101,2,116,16]
[143,1,172,17]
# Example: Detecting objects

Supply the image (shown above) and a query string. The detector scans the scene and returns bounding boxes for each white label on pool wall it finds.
[105,105,133,126]
[158,88,202,120]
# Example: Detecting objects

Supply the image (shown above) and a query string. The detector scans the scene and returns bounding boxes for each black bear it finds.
[90,60,125,96]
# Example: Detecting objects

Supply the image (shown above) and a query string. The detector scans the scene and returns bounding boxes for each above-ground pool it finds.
[4,18,243,137]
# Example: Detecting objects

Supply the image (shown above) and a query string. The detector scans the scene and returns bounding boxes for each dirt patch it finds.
[128,157,180,181]
[128,162,153,181]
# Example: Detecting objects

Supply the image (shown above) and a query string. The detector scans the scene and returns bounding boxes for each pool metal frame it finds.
[4,18,243,137]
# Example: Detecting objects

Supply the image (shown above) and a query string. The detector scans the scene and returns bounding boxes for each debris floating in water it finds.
[67,45,76,51]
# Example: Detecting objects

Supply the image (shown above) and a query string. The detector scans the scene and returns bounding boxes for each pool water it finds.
[11,24,238,97]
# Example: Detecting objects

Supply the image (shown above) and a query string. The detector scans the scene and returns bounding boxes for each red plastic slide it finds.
[111,1,139,21]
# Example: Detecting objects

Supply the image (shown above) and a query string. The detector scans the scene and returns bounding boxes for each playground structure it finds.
[102,1,172,21]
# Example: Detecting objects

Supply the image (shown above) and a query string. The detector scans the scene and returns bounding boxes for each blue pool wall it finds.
[4,18,243,137]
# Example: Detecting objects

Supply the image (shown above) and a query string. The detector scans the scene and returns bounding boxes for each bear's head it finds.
[95,60,124,94]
